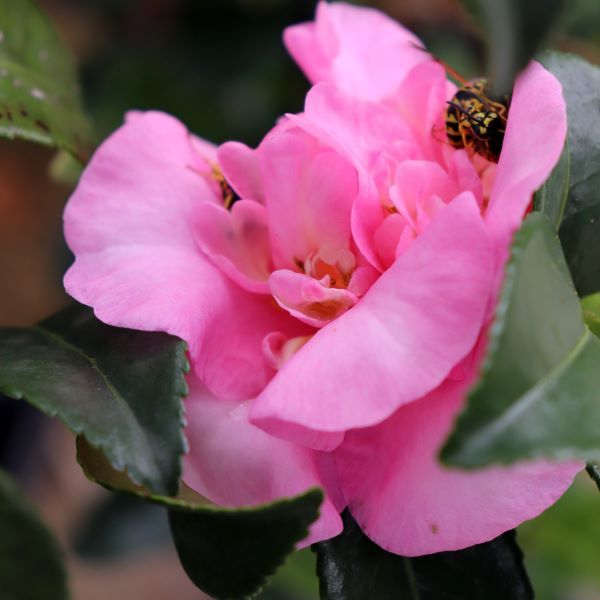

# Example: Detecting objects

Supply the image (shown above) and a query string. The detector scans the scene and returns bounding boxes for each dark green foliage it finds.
[315,512,532,600]
[0,303,188,496]
[0,470,69,600]
[535,52,600,296]
[442,213,600,467]
[78,438,323,600]
[170,491,323,600]
[0,0,91,158]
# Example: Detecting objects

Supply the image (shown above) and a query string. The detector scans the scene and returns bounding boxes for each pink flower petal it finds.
[193,200,272,294]
[390,160,459,227]
[392,60,446,130]
[262,332,312,371]
[391,60,448,161]
[183,377,343,546]
[448,150,484,208]
[64,111,219,256]
[346,264,379,297]
[218,141,264,203]
[335,373,581,556]
[486,61,567,261]
[395,225,417,258]
[191,134,218,166]
[64,111,305,400]
[292,82,416,169]
[351,182,390,272]
[269,269,357,328]
[287,82,416,271]
[259,126,358,269]
[284,2,428,101]
[251,192,493,439]
[282,3,333,86]
[373,212,409,268]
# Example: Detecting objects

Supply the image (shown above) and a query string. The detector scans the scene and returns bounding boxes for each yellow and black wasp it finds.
[444,71,510,163]
[409,42,512,163]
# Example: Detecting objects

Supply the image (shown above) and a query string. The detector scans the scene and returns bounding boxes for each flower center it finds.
[211,165,240,210]
[296,249,356,290]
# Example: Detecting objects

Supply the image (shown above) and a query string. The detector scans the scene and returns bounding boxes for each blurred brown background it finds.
[1,1,599,598]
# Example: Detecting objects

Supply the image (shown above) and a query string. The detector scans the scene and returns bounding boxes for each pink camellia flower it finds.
[64,2,581,555]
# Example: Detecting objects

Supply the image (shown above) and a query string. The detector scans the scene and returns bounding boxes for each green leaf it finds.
[315,512,532,600]
[534,139,570,232]
[534,52,600,296]
[442,212,600,468]
[49,149,83,186]
[0,303,188,496]
[0,0,92,159]
[76,435,198,504]
[461,0,564,96]
[581,293,600,338]
[585,463,600,491]
[170,493,322,600]
[77,438,323,600]
[0,470,69,600]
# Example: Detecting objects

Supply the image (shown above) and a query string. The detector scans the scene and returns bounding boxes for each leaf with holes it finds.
[315,512,532,600]
[0,470,69,600]
[534,52,600,296]
[0,0,92,159]
[442,212,600,468]
[0,303,188,496]
[77,438,323,600]
[460,0,564,95]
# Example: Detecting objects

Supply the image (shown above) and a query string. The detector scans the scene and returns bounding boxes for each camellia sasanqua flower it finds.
[63,2,582,556]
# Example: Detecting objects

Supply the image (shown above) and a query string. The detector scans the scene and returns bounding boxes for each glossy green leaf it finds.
[77,438,323,600]
[442,212,600,467]
[170,493,322,600]
[534,52,600,296]
[461,0,564,95]
[0,470,69,600]
[0,303,188,496]
[315,512,532,600]
[0,0,91,159]
[76,436,199,504]
[581,293,600,338]
[534,139,570,232]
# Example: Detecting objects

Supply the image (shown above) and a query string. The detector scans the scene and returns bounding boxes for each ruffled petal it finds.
[335,371,581,556]
[251,192,493,442]
[193,200,272,294]
[390,160,458,228]
[64,111,219,256]
[290,82,416,169]
[259,126,358,268]
[391,60,448,161]
[269,269,357,328]
[284,2,428,101]
[286,82,416,271]
[183,377,343,546]
[64,111,304,400]
[218,141,264,203]
[373,212,409,269]
[486,61,567,260]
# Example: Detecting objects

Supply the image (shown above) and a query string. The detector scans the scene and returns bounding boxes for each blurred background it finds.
[1,0,599,598]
